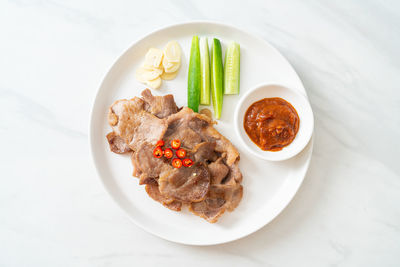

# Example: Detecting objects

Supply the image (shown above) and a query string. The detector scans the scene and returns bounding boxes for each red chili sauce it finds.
[244,97,299,151]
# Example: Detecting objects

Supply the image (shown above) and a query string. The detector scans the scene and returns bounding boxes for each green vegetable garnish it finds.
[187,36,201,112]
[224,42,240,94]
[211,38,224,119]
[200,37,210,105]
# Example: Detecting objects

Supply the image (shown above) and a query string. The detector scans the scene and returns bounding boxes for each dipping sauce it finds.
[244,97,299,151]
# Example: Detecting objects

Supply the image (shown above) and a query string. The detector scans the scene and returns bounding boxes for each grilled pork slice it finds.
[107,90,179,153]
[145,182,182,211]
[106,132,132,154]
[158,163,210,203]
[141,89,178,119]
[208,158,230,185]
[190,142,218,163]
[108,97,168,151]
[189,183,243,223]
[131,142,173,185]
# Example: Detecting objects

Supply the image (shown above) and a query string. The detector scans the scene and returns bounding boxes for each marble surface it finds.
[1,0,400,266]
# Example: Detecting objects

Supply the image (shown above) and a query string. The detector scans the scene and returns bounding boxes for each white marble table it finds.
[1,0,399,266]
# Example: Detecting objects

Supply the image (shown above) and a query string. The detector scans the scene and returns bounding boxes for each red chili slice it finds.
[171,139,181,149]
[164,148,173,159]
[156,140,165,147]
[172,158,182,168]
[182,158,194,167]
[153,147,163,158]
[176,148,186,158]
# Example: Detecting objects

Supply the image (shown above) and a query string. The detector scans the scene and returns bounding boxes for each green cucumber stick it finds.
[211,38,224,119]
[200,37,210,105]
[224,41,240,94]
[187,35,201,112]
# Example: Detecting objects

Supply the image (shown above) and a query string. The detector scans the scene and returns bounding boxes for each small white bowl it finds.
[234,83,314,161]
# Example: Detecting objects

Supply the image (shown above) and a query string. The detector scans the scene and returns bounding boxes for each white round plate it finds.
[90,21,313,246]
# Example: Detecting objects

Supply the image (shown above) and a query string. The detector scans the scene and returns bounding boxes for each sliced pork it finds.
[106,89,243,223]
[158,163,210,203]
[190,142,218,163]
[189,183,243,223]
[108,98,167,151]
[132,142,173,185]
[141,89,178,119]
[106,132,132,154]
[145,183,182,211]
[208,158,230,185]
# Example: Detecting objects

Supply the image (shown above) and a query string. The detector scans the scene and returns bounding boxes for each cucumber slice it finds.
[200,37,210,105]
[211,38,224,119]
[188,36,201,112]
[224,42,240,94]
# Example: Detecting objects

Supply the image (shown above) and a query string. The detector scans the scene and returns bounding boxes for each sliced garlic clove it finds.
[164,61,180,73]
[144,48,164,68]
[162,56,174,70]
[160,70,178,80]
[151,66,164,76]
[145,77,162,89]
[163,41,181,62]
[135,66,163,82]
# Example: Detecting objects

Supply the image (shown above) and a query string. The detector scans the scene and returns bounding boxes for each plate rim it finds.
[89,20,314,246]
